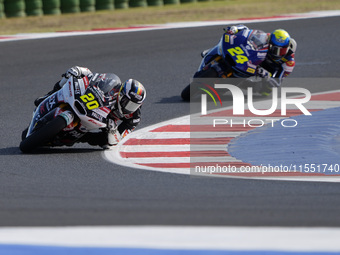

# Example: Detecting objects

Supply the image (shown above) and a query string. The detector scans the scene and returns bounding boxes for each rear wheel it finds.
[181,68,219,101]
[19,116,68,153]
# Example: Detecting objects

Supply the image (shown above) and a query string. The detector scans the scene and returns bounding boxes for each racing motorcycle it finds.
[181,29,272,101]
[20,74,117,153]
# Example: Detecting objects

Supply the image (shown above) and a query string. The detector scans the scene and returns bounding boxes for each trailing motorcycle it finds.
[20,74,117,153]
[181,29,273,101]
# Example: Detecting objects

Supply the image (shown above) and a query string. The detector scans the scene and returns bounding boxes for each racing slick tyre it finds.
[19,116,68,153]
[181,67,219,101]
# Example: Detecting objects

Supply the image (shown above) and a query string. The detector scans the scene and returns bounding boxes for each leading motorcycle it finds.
[181,29,272,101]
[20,74,116,153]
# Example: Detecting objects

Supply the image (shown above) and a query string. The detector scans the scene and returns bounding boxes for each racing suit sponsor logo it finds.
[92,108,109,118]
[246,67,256,74]
[88,118,103,126]
[283,62,294,73]
[286,60,295,67]
[257,52,267,58]
[224,34,229,43]
[240,45,250,57]
[123,113,134,119]
[47,95,56,111]
[121,129,131,138]
[130,91,143,101]
[68,81,73,97]
[247,63,257,69]
[91,111,104,122]
[100,107,111,114]
[39,102,45,114]
[82,76,89,89]
[74,81,81,95]
[132,118,140,123]
[69,130,85,139]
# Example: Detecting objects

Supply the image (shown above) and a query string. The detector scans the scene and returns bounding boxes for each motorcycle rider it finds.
[224,24,297,95]
[34,66,146,148]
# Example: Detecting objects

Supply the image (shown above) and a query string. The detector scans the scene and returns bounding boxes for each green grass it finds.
[0,0,339,35]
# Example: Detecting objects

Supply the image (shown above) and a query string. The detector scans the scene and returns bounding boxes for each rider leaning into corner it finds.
[33,66,146,149]
[204,24,297,96]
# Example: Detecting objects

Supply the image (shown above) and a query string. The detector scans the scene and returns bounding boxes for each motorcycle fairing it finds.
[222,29,269,77]
[26,91,61,138]
[198,29,269,78]
[26,76,110,142]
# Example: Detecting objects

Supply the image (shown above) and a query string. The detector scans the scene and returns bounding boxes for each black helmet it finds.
[118,79,146,115]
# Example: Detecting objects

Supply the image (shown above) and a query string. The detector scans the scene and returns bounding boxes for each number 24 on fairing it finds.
[227,46,248,64]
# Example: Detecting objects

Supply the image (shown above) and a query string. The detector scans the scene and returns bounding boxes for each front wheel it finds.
[19,116,68,153]
[181,68,219,101]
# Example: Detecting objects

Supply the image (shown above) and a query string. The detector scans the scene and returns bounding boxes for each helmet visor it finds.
[120,95,141,114]
[270,45,288,58]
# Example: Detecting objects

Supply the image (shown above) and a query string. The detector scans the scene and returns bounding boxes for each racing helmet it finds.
[268,29,290,60]
[117,79,146,115]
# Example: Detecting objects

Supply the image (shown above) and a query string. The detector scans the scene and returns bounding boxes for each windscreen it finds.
[91,73,121,95]
[248,30,269,50]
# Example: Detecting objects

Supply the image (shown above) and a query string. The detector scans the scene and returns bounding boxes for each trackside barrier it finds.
[42,0,60,15]
[96,0,114,10]
[180,0,197,3]
[164,0,180,4]
[0,0,4,18]
[80,0,95,12]
[4,0,26,17]
[129,0,147,8]
[1,0,207,18]
[25,0,43,16]
[115,0,128,9]
[60,0,80,13]
[147,0,163,6]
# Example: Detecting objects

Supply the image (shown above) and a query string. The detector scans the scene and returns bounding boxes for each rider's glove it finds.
[225,26,238,35]
[257,67,272,80]
[59,66,81,87]
[62,66,92,79]
[62,66,82,79]
[60,66,92,87]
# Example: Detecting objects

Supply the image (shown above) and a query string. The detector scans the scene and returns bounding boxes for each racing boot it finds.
[34,81,62,106]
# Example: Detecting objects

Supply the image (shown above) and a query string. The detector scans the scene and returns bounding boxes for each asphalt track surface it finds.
[0,16,340,227]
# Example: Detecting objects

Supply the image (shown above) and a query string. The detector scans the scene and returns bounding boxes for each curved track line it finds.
[103,89,340,182]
